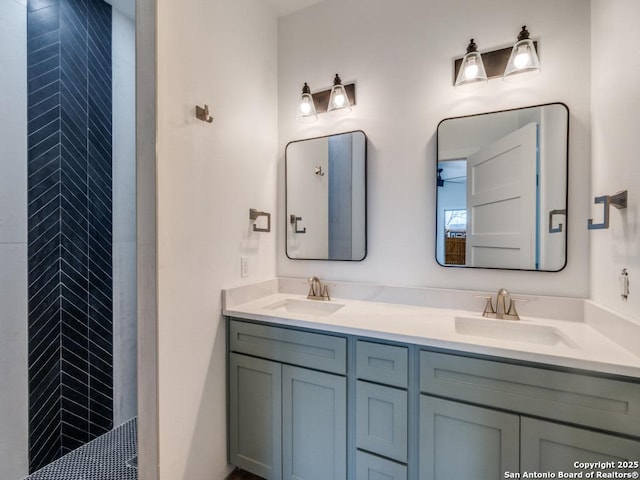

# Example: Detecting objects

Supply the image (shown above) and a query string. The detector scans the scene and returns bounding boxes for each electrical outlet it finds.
[240,257,249,278]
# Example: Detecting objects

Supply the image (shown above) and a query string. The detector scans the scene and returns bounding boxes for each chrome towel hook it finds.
[587,190,627,230]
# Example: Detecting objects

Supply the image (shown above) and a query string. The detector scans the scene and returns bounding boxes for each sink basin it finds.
[455,316,578,348]
[266,298,345,317]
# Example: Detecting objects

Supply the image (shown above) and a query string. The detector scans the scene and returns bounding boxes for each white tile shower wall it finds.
[112,8,137,427]
[0,0,28,478]
[156,0,278,478]
[590,0,640,321]
[277,0,591,298]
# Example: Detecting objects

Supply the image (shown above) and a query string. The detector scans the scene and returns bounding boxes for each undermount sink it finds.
[266,298,345,317]
[455,316,578,348]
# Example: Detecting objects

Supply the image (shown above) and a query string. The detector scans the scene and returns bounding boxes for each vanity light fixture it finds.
[327,73,352,116]
[503,26,541,80]
[297,82,318,122]
[452,26,540,86]
[296,74,356,121]
[454,39,488,88]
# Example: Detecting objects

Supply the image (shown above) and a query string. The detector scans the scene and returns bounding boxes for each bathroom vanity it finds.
[224,281,640,480]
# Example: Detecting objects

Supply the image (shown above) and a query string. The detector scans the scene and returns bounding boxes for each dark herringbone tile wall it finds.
[27,0,113,472]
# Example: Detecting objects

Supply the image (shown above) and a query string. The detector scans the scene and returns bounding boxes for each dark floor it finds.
[24,418,137,480]
[226,468,264,480]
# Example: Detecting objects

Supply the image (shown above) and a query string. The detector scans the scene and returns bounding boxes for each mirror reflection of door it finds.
[466,122,538,269]
[436,103,568,272]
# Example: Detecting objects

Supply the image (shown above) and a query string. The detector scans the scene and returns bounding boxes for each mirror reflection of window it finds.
[436,160,467,266]
[444,209,467,265]
[445,209,467,233]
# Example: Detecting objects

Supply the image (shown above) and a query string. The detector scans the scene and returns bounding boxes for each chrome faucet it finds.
[306,276,331,301]
[481,288,521,320]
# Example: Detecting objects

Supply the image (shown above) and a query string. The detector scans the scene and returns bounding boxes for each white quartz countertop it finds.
[223,289,640,379]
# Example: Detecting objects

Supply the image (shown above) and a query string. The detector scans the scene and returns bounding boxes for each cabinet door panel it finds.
[229,353,282,480]
[419,395,519,480]
[283,365,347,480]
[521,417,640,473]
[356,450,407,480]
[356,381,408,462]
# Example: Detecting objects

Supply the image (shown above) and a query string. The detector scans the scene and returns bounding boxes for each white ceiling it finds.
[265,0,326,17]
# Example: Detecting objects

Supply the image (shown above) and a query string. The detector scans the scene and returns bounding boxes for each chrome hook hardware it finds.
[249,209,271,232]
[587,190,627,230]
[290,214,306,234]
[314,165,325,176]
[196,104,214,123]
[548,209,566,233]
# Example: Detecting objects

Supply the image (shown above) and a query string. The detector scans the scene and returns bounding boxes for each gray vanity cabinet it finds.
[228,317,640,480]
[419,395,520,480]
[228,319,347,480]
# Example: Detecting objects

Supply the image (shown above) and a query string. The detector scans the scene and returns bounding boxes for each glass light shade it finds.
[503,28,541,81]
[297,83,318,122]
[455,51,487,88]
[327,74,352,116]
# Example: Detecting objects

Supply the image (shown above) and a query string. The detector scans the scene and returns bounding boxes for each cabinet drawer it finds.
[357,381,408,462]
[357,341,408,388]
[357,450,407,480]
[420,350,640,437]
[229,319,346,374]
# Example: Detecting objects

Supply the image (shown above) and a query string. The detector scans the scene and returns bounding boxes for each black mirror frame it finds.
[435,102,570,272]
[285,130,368,261]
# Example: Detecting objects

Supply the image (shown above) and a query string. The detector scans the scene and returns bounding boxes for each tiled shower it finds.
[24,0,130,473]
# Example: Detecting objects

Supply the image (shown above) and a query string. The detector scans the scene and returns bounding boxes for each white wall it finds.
[155,0,278,478]
[590,0,640,319]
[0,0,28,478]
[277,0,591,298]
[112,8,137,426]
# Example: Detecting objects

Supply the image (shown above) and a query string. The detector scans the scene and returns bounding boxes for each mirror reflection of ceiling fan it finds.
[437,168,466,187]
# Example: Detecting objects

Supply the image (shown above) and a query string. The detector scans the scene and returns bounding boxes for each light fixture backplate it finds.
[453,41,538,84]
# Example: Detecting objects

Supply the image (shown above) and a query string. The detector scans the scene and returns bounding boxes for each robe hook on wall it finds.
[196,104,214,123]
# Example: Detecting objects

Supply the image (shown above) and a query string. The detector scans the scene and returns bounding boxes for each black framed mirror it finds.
[436,103,569,271]
[286,130,367,261]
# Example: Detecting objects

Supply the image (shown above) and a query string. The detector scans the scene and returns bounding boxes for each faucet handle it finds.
[505,297,528,320]
[475,295,496,318]
[305,276,319,297]
[321,283,334,301]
